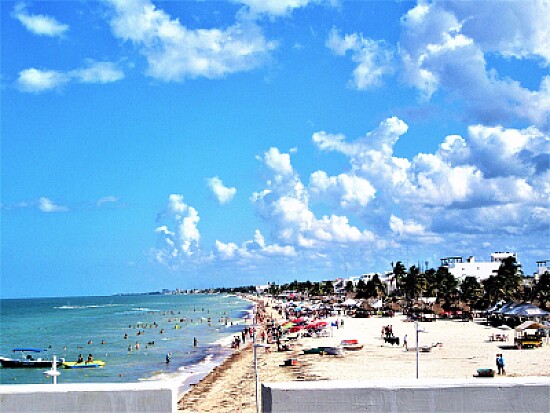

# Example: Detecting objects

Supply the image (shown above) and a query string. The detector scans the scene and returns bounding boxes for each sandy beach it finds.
[179,300,550,412]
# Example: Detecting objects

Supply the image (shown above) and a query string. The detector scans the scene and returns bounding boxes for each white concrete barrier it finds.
[262,377,550,413]
[0,382,177,412]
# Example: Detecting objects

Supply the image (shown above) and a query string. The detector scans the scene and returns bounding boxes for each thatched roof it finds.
[431,303,445,315]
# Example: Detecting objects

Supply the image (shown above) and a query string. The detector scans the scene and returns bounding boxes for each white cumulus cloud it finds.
[106,0,276,82]
[12,3,68,37]
[252,147,377,250]
[39,197,68,213]
[71,61,125,84]
[155,194,201,259]
[17,62,124,93]
[327,27,395,90]
[313,116,549,240]
[17,68,69,93]
[260,147,294,176]
[207,177,237,204]
[399,1,550,128]
[309,171,375,209]
[237,0,337,18]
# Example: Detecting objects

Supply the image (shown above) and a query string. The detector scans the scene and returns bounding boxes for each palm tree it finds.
[424,268,438,297]
[393,261,407,296]
[460,276,483,308]
[484,256,522,304]
[404,265,420,300]
[363,274,386,299]
[435,266,458,303]
[355,279,368,299]
[531,271,550,309]
[497,256,522,300]
[322,280,334,296]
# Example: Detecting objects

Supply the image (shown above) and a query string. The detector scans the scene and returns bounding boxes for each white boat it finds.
[0,348,63,368]
[340,340,363,351]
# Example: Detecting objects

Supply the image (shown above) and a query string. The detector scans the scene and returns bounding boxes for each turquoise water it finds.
[0,294,253,388]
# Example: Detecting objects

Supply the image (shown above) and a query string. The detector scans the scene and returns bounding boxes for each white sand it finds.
[180,306,550,412]
[297,315,550,380]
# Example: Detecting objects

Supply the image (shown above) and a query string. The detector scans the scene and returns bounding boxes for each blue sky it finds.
[1,0,549,299]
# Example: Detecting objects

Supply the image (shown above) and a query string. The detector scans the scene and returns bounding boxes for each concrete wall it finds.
[262,377,550,413]
[0,382,177,413]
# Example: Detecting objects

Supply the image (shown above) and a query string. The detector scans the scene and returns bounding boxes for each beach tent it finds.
[486,300,512,314]
[503,303,550,318]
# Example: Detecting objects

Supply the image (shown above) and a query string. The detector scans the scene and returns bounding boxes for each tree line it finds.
[264,257,550,310]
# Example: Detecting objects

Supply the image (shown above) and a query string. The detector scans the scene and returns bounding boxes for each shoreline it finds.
[172,295,256,397]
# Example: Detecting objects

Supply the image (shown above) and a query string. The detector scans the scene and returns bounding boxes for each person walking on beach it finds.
[403,334,408,350]
[496,353,502,374]
[498,354,505,375]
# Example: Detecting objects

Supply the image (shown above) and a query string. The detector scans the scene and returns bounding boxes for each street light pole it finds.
[415,321,419,379]
[253,329,259,413]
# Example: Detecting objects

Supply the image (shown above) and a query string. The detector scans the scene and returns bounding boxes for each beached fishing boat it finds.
[303,346,344,355]
[340,339,363,351]
[0,348,62,368]
[62,360,106,369]
[320,346,344,356]
[303,347,323,355]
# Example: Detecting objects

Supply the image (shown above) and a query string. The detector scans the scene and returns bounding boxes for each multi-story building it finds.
[439,252,519,282]
[536,260,550,276]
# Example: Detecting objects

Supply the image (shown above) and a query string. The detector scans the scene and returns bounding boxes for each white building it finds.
[440,252,519,282]
[536,260,550,276]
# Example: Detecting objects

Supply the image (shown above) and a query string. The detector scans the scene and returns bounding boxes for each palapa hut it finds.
[514,320,550,347]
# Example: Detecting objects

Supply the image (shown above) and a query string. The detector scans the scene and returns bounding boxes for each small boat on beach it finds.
[62,360,106,369]
[340,339,363,351]
[0,348,62,368]
[320,346,344,356]
[303,346,344,356]
[303,347,323,355]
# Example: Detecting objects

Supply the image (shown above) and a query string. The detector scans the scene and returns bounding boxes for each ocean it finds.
[0,293,253,392]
